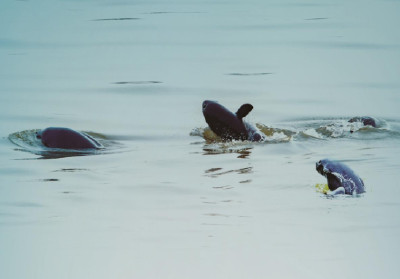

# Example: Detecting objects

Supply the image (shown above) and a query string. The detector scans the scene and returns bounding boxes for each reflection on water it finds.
[112,81,162,84]
[226,73,272,76]
[203,147,252,158]
[36,179,59,182]
[205,167,222,173]
[53,168,89,172]
[206,167,253,178]
[2,202,44,208]
[304,17,328,21]
[239,179,252,184]
[92,18,141,21]
[212,185,233,190]
[144,12,207,15]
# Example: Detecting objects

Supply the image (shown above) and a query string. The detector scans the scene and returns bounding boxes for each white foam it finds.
[303,128,324,139]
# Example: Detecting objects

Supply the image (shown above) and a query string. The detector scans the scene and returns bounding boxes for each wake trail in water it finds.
[191,117,399,145]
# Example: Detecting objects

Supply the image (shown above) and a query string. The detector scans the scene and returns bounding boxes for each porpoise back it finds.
[37,127,103,149]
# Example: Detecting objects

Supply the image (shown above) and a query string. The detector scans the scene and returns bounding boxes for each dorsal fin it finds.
[236,104,253,119]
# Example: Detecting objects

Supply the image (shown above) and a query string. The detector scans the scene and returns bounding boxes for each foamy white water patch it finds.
[302,128,324,139]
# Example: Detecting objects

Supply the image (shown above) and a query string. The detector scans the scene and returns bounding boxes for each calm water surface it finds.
[1,0,400,278]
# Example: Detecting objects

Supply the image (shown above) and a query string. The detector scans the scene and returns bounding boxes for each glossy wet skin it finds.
[202,101,249,141]
[36,127,103,149]
[202,100,262,141]
[316,159,365,195]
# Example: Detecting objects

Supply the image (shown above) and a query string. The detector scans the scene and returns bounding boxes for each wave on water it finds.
[253,123,295,142]
[190,123,294,157]
[191,117,399,150]
[315,183,366,198]
[190,123,294,144]
[8,129,124,159]
[295,117,397,140]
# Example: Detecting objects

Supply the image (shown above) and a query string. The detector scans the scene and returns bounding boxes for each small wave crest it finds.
[293,118,395,140]
[317,120,367,138]
[192,117,397,145]
[254,123,294,143]
[190,123,293,144]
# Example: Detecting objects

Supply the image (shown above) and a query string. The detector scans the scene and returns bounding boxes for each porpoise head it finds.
[202,100,220,116]
[316,159,327,176]
[316,159,344,192]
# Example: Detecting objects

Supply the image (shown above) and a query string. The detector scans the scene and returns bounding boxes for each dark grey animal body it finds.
[36,127,103,149]
[348,116,377,128]
[202,100,263,141]
[316,159,365,195]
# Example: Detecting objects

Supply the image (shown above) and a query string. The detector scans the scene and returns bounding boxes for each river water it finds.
[1,0,400,278]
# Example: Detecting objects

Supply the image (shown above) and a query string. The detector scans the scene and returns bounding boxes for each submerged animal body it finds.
[348,116,378,128]
[316,159,365,195]
[202,100,263,141]
[36,127,103,149]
